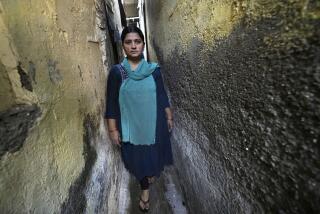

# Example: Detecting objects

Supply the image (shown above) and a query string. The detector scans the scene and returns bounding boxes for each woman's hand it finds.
[109,130,121,146]
[106,119,121,146]
[167,119,173,132]
[165,107,173,132]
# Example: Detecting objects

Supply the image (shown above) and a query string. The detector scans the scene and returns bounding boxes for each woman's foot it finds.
[139,197,149,212]
[147,176,155,184]
[139,189,149,212]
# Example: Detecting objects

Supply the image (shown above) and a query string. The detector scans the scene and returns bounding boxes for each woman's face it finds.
[123,32,144,59]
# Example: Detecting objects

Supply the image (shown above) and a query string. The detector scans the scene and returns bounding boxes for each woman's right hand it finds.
[109,130,121,146]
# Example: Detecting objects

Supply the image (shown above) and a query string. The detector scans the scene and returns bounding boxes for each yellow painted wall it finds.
[0,0,115,212]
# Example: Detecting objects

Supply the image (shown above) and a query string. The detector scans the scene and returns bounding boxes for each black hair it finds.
[121,25,145,43]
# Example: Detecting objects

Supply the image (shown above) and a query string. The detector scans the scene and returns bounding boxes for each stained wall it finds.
[0,0,127,213]
[145,0,320,213]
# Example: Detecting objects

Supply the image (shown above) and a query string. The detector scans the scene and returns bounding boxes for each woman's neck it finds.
[127,57,142,71]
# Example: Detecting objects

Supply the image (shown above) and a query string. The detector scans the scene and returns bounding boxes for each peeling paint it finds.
[0,104,41,158]
[47,59,63,84]
[17,63,33,91]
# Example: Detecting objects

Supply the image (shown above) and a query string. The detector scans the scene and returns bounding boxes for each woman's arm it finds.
[106,118,121,146]
[165,107,173,132]
[155,67,174,132]
[105,66,121,146]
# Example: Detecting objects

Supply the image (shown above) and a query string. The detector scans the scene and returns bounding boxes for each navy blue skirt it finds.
[121,139,173,181]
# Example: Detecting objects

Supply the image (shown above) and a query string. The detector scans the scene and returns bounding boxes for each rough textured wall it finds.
[145,0,320,213]
[0,0,127,213]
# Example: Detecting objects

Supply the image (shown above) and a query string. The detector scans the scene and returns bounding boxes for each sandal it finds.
[147,176,155,184]
[139,197,150,213]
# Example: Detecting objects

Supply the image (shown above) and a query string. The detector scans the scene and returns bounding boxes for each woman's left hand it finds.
[165,108,173,132]
[167,119,173,132]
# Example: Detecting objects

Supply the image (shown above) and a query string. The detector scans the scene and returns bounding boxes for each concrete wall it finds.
[145,0,320,213]
[124,3,138,17]
[0,0,128,213]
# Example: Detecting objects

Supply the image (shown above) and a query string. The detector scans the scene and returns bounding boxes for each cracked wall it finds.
[0,0,126,213]
[145,0,320,213]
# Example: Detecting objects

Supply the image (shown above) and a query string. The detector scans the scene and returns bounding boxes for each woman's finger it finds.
[109,131,121,146]
[116,139,121,147]
[114,137,120,146]
[168,120,173,132]
[114,135,121,147]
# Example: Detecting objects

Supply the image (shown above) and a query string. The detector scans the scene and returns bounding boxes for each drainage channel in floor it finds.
[126,167,188,214]
[164,172,188,214]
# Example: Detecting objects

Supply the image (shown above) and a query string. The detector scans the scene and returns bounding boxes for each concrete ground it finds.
[127,167,188,214]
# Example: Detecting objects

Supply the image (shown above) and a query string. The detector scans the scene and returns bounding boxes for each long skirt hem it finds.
[121,141,173,181]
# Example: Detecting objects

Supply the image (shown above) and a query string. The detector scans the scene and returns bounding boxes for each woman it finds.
[105,26,173,212]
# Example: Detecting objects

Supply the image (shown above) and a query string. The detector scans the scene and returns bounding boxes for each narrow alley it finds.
[0,0,319,214]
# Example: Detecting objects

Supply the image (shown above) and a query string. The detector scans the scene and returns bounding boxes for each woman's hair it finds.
[121,25,145,43]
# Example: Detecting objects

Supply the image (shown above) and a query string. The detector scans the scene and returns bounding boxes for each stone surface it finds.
[0,0,127,213]
[61,114,98,213]
[145,0,320,213]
